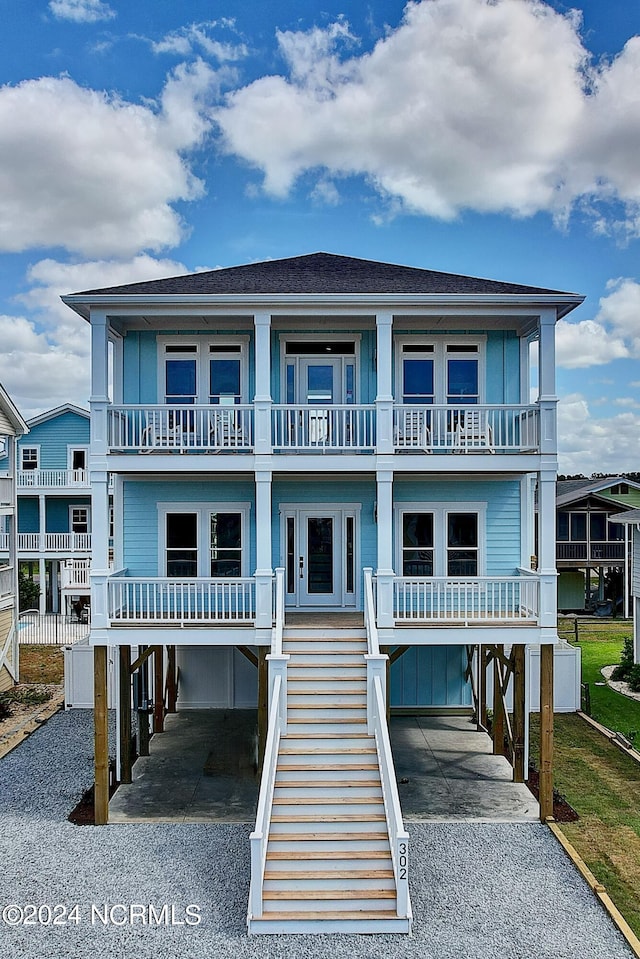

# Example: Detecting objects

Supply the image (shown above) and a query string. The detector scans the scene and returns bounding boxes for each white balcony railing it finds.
[393,575,539,624]
[16,469,89,488]
[0,565,13,599]
[108,405,254,452]
[61,558,91,591]
[393,405,539,453]
[0,533,91,553]
[108,576,256,625]
[0,475,13,506]
[272,405,375,451]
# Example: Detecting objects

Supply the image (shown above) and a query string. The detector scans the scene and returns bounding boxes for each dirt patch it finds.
[527,766,579,822]
[19,644,65,684]
[68,762,118,826]
[0,684,64,739]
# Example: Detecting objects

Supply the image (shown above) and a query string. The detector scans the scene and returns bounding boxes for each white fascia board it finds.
[62,291,585,321]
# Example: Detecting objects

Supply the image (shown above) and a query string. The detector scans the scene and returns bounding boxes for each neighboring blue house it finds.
[0,405,91,614]
[63,252,583,934]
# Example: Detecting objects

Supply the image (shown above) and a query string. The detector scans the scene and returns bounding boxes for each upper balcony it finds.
[13,469,90,490]
[0,564,13,602]
[105,402,540,457]
[0,532,91,554]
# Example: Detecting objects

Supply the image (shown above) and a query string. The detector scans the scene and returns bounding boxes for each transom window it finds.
[161,504,250,577]
[396,504,484,577]
[159,338,248,406]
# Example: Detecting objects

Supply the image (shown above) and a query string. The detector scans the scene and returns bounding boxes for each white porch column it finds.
[90,471,110,631]
[376,468,394,627]
[253,313,272,455]
[255,468,273,631]
[375,312,394,454]
[538,309,557,456]
[89,309,111,637]
[538,465,558,631]
[38,494,46,614]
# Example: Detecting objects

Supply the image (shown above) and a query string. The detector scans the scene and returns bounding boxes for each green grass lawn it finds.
[570,623,640,744]
[530,713,640,938]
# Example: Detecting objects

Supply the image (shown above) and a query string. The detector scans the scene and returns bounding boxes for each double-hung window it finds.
[70,506,90,535]
[161,504,249,578]
[159,338,248,406]
[21,447,39,471]
[396,338,484,406]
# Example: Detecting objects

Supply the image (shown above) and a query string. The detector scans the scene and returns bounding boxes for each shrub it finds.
[18,569,40,612]
[611,637,635,682]
[627,664,640,694]
[0,694,12,721]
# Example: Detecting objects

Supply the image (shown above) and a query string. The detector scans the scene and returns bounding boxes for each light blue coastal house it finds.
[62,253,583,934]
[0,405,92,615]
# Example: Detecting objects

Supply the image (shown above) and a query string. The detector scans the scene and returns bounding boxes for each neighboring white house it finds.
[610,508,640,663]
[0,382,28,690]
[62,251,584,934]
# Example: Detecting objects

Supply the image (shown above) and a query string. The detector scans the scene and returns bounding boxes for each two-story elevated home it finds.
[555,477,640,614]
[0,405,92,617]
[0,382,28,691]
[62,252,583,935]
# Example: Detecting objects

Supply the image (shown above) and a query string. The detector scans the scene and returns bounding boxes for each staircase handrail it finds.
[372,673,412,922]
[363,567,380,656]
[248,673,283,922]
[272,567,285,655]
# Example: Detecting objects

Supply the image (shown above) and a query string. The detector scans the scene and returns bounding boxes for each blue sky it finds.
[0,0,639,474]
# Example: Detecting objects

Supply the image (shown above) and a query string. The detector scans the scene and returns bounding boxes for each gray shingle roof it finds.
[72,252,578,298]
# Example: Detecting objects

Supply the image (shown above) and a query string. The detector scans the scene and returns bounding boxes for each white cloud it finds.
[0,61,219,257]
[49,0,115,23]
[594,278,640,355]
[152,21,248,62]
[558,393,640,475]
[214,0,640,234]
[0,255,190,416]
[555,318,628,369]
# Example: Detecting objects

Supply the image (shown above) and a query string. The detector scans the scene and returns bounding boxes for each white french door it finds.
[282,507,358,608]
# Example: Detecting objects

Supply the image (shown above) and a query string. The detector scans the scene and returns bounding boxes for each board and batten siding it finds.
[122,479,256,576]
[390,645,471,709]
[17,411,89,470]
[393,478,522,575]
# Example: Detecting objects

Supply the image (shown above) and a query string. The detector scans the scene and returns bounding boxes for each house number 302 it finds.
[398,842,408,879]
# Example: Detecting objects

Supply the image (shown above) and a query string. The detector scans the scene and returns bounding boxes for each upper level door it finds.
[299,358,342,406]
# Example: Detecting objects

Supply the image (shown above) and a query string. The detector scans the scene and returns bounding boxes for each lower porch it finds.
[107,709,538,824]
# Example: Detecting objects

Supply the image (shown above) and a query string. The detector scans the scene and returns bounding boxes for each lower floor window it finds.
[163,505,248,577]
[397,505,483,577]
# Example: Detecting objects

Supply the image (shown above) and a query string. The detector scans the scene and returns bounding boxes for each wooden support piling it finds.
[257,646,268,772]
[166,645,177,713]
[153,646,164,733]
[118,644,132,784]
[539,642,554,821]
[478,645,487,730]
[94,645,109,826]
[492,644,505,756]
[512,644,526,783]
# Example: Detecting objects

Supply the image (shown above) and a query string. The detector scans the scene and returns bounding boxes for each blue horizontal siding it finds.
[17,411,89,470]
[390,645,472,707]
[46,497,90,533]
[394,478,521,575]
[122,479,256,576]
[17,499,38,534]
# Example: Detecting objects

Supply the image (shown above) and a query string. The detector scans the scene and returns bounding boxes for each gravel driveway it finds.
[0,710,635,959]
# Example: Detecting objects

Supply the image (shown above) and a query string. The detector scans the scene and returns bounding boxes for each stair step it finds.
[272,796,383,806]
[267,850,390,861]
[264,869,394,880]
[279,747,377,755]
[287,675,366,683]
[273,780,381,789]
[277,763,379,772]
[288,703,366,711]
[283,732,371,740]
[271,813,386,823]
[263,889,396,902]
[267,833,391,849]
[252,910,400,921]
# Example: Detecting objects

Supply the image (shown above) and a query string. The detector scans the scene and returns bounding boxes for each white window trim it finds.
[394,501,487,577]
[69,505,91,534]
[394,335,486,404]
[157,501,251,577]
[20,445,40,470]
[157,335,250,405]
[67,445,88,471]
[279,334,362,405]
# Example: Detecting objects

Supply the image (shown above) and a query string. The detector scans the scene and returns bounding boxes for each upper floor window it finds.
[610,483,629,495]
[68,447,87,472]
[21,447,39,471]
[159,338,247,406]
[396,338,484,406]
[70,506,90,534]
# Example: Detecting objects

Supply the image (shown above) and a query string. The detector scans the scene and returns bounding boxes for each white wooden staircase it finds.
[247,625,411,935]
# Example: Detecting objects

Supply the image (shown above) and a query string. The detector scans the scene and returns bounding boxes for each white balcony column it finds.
[90,310,109,460]
[375,312,394,454]
[376,468,395,627]
[7,437,18,614]
[253,313,272,455]
[538,309,558,456]
[255,468,273,631]
[538,465,558,631]
[90,471,110,630]
[37,493,46,614]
